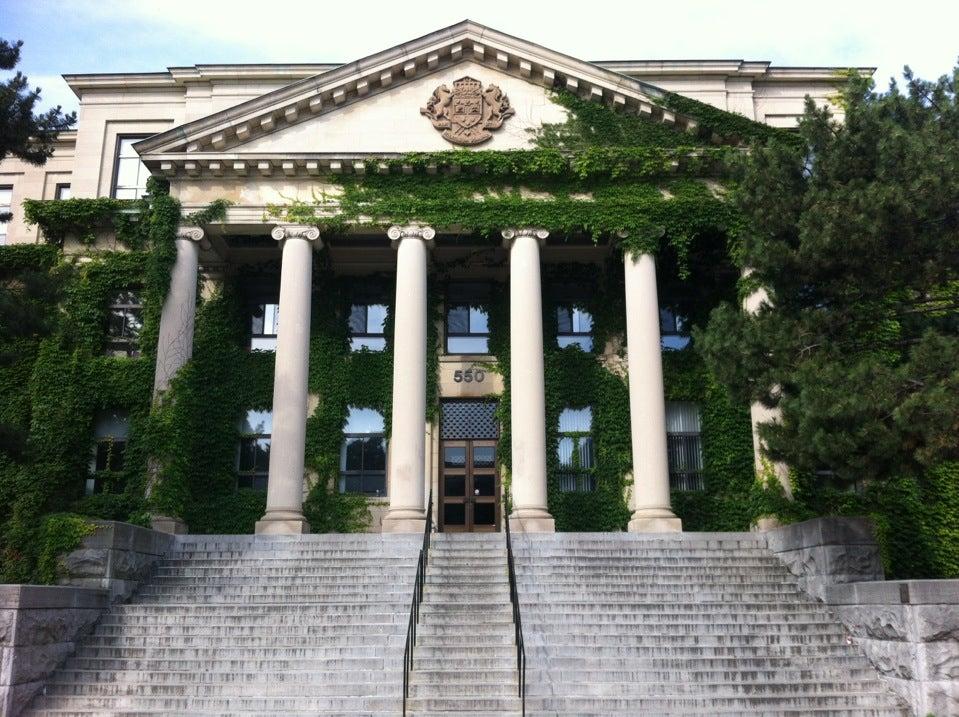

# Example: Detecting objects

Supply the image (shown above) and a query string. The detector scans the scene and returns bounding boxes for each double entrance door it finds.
[439,400,500,532]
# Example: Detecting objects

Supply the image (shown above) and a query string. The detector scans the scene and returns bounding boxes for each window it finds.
[54,183,72,200]
[446,283,490,354]
[557,305,594,351]
[112,136,150,199]
[349,303,387,351]
[87,410,130,495]
[250,303,279,351]
[237,409,272,490]
[340,407,387,496]
[660,307,691,350]
[0,186,12,245]
[105,290,143,356]
[666,401,704,490]
[557,407,595,492]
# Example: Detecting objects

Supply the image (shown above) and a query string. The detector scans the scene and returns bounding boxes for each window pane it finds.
[239,409,273,435]
[361,473,386,496]
[666,402,701,433]
[474,474,495,497]
[444,503,466,525]
[473,502,495,525]
[446,305,469,334]
[473,445,495,468]
[250,337,277,351]
[469,306,489,334]
[252,438,271,471]
[557,436,575,467]
[350,336,386,351]
[363,436,386,471]
[662,334,691,350]
[343,438,364,471]
[344,406,385,434]
[558,407,592,433]
[365,304,387,334]
[95,442,110,471]
[250,305,265,335]
[573,309,593,333]
[340,474,362,494]
[116,158,140,189]
[578,436,595,469]
[118,138,139,158]
[444,474,465,496]
[55,184,71,200]
[348,304,366,334]
[660,307,677,333]
[253,475,269,491]
[263,304,279,334]
[93,410,130,439]
[238,439,257,471]
[125,309,143,338]
[447,336,488,354]
[444,446,466,469]
[107,310,128,338]
[558,336,593,351]
[108,441,127,472]
[556,307,573,334]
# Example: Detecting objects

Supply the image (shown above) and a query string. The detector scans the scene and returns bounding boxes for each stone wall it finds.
[765,517,959,716]
[827,580,959,716]
[764,516,884,601]
[1,521,174,715]
[0,585,108,716]
[60,520,174,602]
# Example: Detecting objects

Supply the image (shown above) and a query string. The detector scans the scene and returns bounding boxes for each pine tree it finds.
[697,65,959,488]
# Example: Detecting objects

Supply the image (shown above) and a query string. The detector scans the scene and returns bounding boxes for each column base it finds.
[509,508,555,533]
[628,509,682,533]
[150,515,188,535]
[381,508,427,534]
[255,512,310,535]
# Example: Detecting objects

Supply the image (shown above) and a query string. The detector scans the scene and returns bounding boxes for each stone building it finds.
[0,21,865,535]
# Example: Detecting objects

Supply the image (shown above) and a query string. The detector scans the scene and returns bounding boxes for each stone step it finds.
[29,696,400,711]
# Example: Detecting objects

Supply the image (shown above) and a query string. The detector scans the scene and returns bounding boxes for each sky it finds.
[3,0,957,116]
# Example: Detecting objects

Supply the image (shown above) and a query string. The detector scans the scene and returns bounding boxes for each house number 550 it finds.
[453,368,485,383]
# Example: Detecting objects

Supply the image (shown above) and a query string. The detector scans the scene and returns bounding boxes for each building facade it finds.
[0,21,868,535]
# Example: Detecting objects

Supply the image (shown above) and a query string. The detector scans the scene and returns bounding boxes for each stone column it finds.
[152,227,203,396]
[502,228,555,533]
[382,224,434,533]
[255,225,321,535]
[624,250,682,532]
[742,276,793,502]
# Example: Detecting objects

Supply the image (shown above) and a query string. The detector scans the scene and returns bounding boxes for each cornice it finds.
[133,19,702,164]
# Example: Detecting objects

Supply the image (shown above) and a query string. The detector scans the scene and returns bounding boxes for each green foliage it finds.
[698,66,959,487]
[35,513,95,585]
[0,38,76,168]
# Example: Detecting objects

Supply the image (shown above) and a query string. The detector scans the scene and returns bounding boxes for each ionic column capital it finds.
[176,226,205,242]
[387,224,435,248]
[501,227,549,247]
[271,224,322,244]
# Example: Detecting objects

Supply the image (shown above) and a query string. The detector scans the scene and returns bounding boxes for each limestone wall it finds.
[0,585,108,715]
[766,517,959,716]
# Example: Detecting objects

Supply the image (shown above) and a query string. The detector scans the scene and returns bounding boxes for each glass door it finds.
[439,400,500,532]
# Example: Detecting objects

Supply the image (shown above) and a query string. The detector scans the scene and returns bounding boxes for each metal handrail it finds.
[402,490,433,717]
[504,489,526,716]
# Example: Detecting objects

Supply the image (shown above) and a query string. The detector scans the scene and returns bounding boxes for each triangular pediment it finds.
[135,20,699,178]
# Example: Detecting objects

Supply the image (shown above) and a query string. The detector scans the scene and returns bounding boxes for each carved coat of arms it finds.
[420,76,515,146]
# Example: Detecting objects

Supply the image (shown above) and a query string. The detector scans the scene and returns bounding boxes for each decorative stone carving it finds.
[271,225,321,242]
[501,227,549,244]
[175,227,204,242]
[421,76,515,146]
[387,225,436,244]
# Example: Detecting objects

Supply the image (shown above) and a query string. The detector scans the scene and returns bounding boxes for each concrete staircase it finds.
[26,534,421,716]
[513,532,910,716]
[24,530,910,716]
[406,533,521,716]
